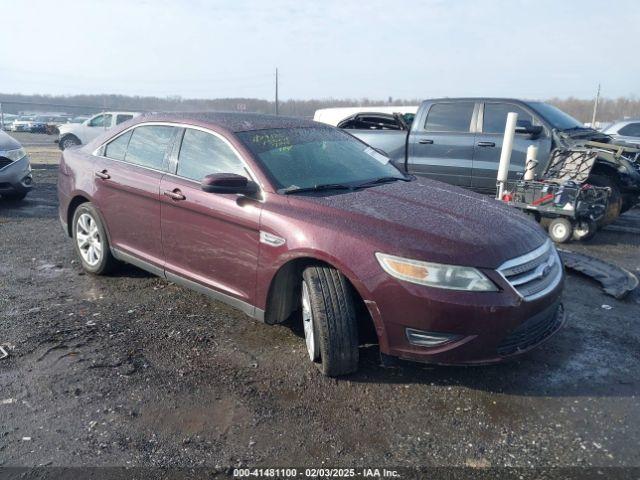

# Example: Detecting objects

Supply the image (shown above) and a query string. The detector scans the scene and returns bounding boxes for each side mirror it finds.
[201,173,259,196]
[516,123,544,139]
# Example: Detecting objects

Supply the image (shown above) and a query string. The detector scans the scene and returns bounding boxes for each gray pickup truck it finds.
[343,98,640,223]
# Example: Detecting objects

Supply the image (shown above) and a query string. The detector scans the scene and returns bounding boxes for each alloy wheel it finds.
[76,213,103,266]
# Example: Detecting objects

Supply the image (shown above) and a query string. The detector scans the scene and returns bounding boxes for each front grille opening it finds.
[0,157,12,169]
[498,240,562,301]
[498,303,563,356]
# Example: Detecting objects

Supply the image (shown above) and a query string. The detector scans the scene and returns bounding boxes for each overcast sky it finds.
[2,0,639,100]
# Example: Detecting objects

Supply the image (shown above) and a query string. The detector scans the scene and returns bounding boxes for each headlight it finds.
[375,253,497,291]
[0,147,27,162]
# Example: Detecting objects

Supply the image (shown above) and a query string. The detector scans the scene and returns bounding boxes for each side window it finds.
[104,130,133,161]
[177,129,247,181]
[424,103,474,133]
[125,125,175,170]
[88,114,112,127]
[116,114,134,125]
[618,123,640,137]
[483,103,535,134]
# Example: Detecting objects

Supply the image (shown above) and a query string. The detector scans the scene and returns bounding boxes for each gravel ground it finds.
[1,144,639,471]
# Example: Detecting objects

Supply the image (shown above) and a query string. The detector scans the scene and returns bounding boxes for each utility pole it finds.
[591,83,600,128]
[275,68,279,116]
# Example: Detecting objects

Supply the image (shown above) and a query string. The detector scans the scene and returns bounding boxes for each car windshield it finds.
[528,102,584,130]
[237,127,406,191]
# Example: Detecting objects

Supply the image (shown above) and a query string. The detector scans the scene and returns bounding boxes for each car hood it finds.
[0,131,21,150]
[289,178,548,269]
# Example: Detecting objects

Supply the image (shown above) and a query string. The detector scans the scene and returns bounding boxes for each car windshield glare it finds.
[528,102,584,130]
[236,127,405,191]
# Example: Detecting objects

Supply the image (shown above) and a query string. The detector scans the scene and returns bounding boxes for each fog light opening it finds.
[405,328,463,347]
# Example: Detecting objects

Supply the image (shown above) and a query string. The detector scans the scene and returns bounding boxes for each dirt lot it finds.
[1,139,640,471]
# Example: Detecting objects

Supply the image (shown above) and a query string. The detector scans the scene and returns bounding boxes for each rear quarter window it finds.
[104,130,133,161]
[124,125,175,170]
[424,103,474,133]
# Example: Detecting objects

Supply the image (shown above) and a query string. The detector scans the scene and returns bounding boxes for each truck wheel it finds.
[72,203,118,275]
[60,135,81,150]
[301,266,359,377]
[548,218,573,243]
[572,220,597,241]
[588,174,622,227]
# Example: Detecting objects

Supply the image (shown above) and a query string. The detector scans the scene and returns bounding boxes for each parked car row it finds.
[1,113,90,134]
[316,98,640,225]
[58,112,564,377]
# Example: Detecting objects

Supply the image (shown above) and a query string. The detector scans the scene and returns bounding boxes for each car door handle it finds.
[94,170,110,180]
[477,141,496,147]
[418,139,434,144]
[163,189,186,201]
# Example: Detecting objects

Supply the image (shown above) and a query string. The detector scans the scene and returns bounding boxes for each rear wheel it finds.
[572,220,597,241]
[548,217,573,243]
[301,266,359,376]
[72,203,117,275]
[588,174,622,227]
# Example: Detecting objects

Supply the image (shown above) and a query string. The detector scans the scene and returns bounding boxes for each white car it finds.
[602,119,640,147]
[58,111,140,150]
[313,106,418,127]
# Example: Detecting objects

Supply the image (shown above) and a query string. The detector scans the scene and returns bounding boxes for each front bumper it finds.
[0,155,34,196]
[368,264,565,365]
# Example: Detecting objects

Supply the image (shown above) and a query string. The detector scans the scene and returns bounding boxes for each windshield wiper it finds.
[355,176,410,189]
[279,183,354,195]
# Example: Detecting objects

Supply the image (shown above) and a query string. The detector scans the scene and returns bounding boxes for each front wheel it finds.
[548,217,573,243]
[301,266,359,377]
[72,203,118,275]
[60,135,81,150]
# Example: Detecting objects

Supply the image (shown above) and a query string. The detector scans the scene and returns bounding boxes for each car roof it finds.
[422,97,535,104]
[133,111,323,133]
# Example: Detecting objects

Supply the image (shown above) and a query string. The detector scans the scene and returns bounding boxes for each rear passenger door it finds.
[472,102,550,191]
[407,102,477,187]
[160,127,262,309]
[93,124,177,269]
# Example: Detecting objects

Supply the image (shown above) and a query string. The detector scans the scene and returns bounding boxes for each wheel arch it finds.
[263,255,379,345]
[66,194,111,245]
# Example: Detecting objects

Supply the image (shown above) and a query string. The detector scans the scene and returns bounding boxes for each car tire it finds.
[301,265,359,377]
[548,218,573,243]
[572,219,597,241]
[72,203,117,275]
[60,135,81,150]
[588,174,622,227]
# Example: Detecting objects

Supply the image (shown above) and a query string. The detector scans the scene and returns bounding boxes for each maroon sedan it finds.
[57,112,564,376]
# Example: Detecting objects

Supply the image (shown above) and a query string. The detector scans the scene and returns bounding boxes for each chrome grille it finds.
[498,240,562,301]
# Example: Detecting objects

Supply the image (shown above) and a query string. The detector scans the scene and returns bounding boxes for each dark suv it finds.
[58,112,564,376]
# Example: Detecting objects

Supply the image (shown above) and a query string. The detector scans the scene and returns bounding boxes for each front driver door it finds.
[471,102,551,192]
[160,127,262,311]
